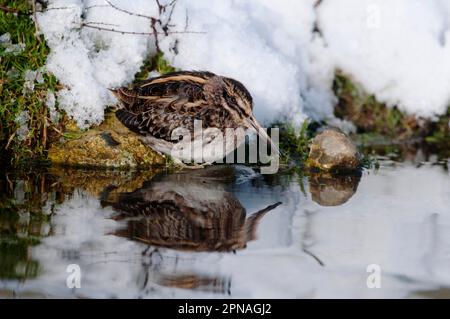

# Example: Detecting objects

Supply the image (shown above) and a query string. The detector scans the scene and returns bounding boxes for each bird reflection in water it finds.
[101,166,281,294]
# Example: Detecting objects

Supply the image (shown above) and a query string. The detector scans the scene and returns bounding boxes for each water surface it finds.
[0,152,449,298]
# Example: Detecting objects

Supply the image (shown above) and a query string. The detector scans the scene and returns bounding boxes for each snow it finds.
[37,0,450,128]
[37,0,161,128]
[22,68,45,95]
[45,90,59,123]
[0,32,26,56]
[15,111,30,141]
[159,0,328,125]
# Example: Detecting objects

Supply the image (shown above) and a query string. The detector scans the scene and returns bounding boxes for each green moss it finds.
[333,71,449,143]
[0,171,58,280]
[273,119,312,164]
[0,1,60,167]
[332,71,450,159]
[48,112,166,169]
[425,107,450,149]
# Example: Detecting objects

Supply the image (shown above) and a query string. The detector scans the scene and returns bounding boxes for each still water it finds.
[0,151,449,298]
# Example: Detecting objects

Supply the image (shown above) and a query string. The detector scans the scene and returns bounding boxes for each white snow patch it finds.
[37,0,161,128]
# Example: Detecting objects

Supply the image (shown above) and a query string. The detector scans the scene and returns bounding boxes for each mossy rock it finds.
[307,129,360,171]
[48,112,166,169]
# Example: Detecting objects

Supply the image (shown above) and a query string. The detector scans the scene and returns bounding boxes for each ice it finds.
[37,0,450,128]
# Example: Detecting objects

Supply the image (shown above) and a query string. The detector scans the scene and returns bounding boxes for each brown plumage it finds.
[111,71,277,164]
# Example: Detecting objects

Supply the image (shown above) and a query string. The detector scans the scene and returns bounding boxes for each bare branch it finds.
[104,0,154,20]
[184,9,189,32]
[84,21,120,27]
[81,23,204,36]
[84,4,110,11]
[76,0,196,53]
[32,0,41,42]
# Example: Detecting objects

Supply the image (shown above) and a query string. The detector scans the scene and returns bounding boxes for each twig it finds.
[80,0,196,52]
[163,0,177,35]
[84,21,121,27]
[104,0,154,20]
[155,0,164,14]
[32,0,41,43]
[51,126,62,135]
[0,4,19,14]
[42,106,47,148]
[39,6,77,12]
[102,0,180,51]
[81,23,204,36]
[184,9,189,32]
[5,132,15,150]
[84,4,109,11]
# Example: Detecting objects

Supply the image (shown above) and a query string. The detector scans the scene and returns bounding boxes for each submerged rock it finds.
[309,172,361,206]
[47,167,162,199]
[48,112,166,168]
[307,128,360,171]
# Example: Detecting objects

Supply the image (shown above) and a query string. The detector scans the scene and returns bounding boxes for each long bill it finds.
[245,115,280,156]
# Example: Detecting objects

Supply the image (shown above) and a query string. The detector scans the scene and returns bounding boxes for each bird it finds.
[110,71,278,166]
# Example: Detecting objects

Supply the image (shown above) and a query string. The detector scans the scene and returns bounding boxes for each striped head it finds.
[222,77,253,118]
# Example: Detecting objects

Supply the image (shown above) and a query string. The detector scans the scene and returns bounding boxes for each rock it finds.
[307,129,360,171]
[309,172,361,206]
[48,112,166,168]
[47,167,162,199]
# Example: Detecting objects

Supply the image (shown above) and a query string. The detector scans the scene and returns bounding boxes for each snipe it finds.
[111,71,278,165]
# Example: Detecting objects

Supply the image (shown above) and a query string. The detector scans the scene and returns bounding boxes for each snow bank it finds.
[160,0,332,124]
[317,0,450,118]
[37,0,160,128]
[37,0,450,128]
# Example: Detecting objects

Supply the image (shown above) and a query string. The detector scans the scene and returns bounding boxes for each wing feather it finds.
[114,71,229,142]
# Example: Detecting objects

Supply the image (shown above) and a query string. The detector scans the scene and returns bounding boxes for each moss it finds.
[425,106,450,152]
[48,112,166,169]
[47,167,163,199]
[333,71,449,143]
[0,171,57,280]
[332,71,449,159]
[0,1,61,167]
[134,51,176,82]
[273,119,312,164]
